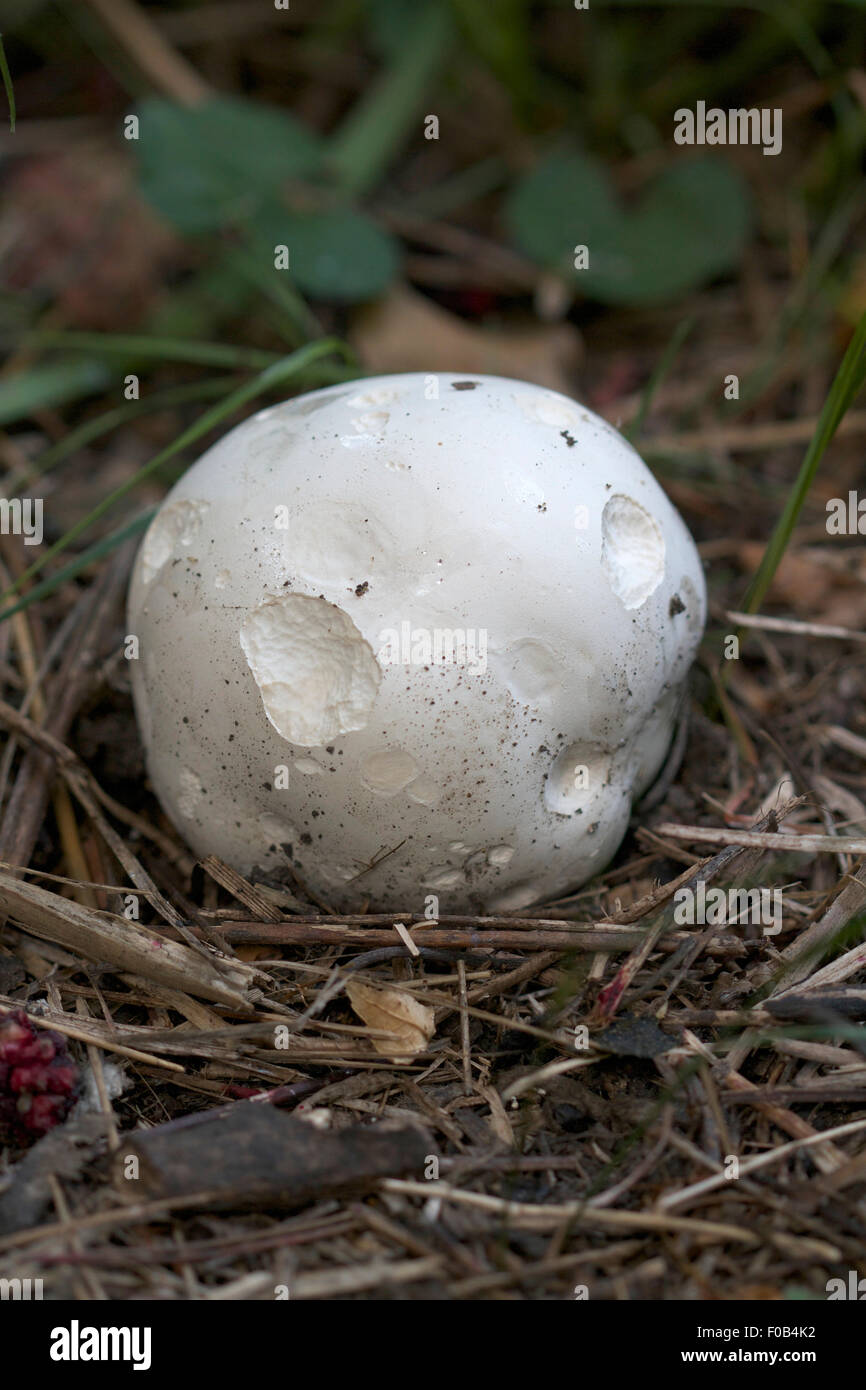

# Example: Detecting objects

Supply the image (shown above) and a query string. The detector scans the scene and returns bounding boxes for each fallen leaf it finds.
[351,283,582,394]
[346,978,435,1059]
[112,1103,429,1211]
[736,542,866,629]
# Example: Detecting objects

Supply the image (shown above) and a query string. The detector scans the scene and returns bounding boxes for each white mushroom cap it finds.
[127,373,706,912]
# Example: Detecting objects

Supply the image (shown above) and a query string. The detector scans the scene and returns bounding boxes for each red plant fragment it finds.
[0,1008,80,1144]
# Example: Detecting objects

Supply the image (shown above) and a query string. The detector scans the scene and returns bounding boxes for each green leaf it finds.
[258,204,400,302]
[505,149,751,305]
[136,96,323,234]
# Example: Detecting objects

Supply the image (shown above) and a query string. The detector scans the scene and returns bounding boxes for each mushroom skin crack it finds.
[127,372,706,912]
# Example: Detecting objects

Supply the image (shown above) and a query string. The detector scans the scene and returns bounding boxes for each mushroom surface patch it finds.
[127,372,706,911]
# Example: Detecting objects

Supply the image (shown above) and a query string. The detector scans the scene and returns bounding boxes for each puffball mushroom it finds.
[127,372,705,913]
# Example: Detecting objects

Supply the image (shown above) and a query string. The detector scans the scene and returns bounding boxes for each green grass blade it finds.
[10,378,241,492]
[0,338,357,606]
[0,511,155,625]
[327,1,454,197]
[226,241,323,346]
[742,309,866,614]
[0,359,114,426]
[24,331,278,371]
[625,315,694,445]
[0,34,15,134]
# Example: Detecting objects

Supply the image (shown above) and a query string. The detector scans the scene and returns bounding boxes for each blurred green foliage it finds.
[118,0,866,307]
[135,96,401,301]
[135,97,323,235]
[505,150,751,304]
